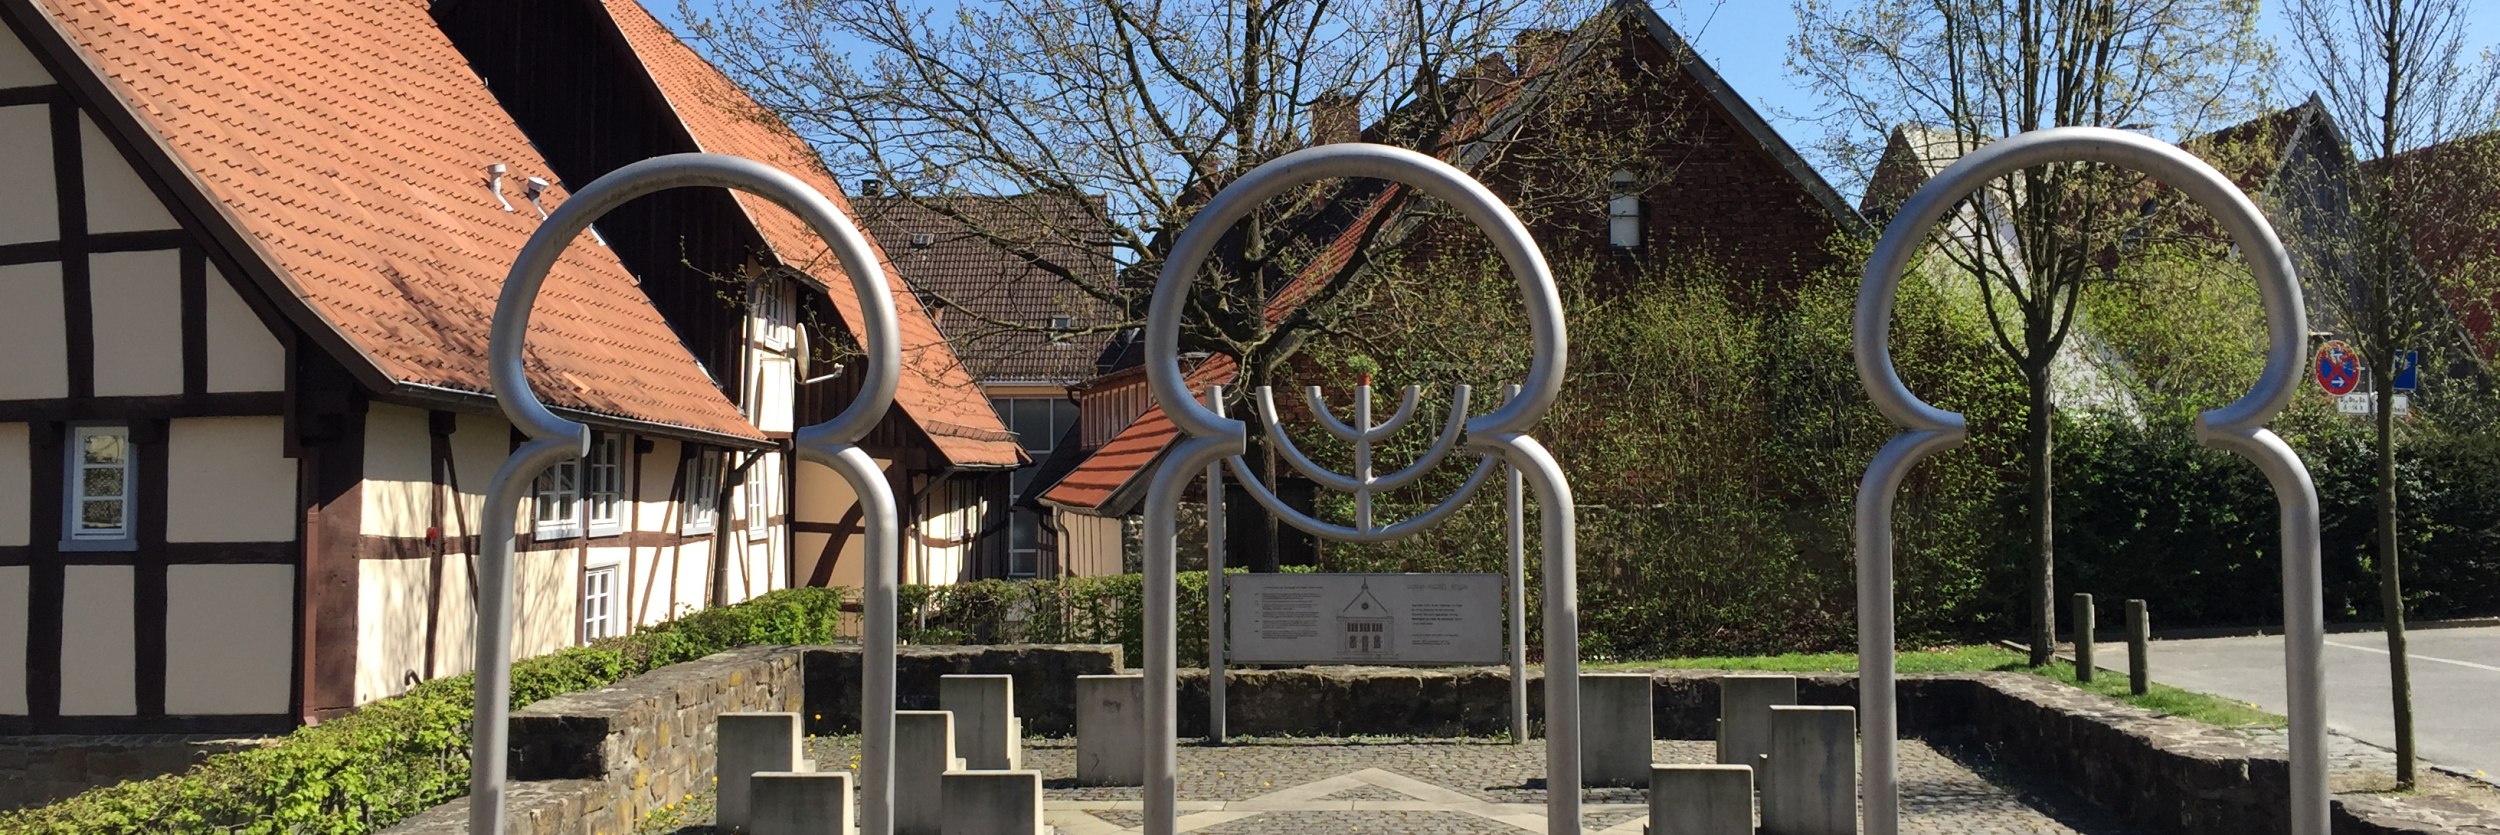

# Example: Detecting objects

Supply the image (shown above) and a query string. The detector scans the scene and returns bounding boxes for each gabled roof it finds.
[1043,2,1853,514]
[854,194,1124,386]
[595,0,1023,468]
[18,0,763,443]
[1617,1,1862,230]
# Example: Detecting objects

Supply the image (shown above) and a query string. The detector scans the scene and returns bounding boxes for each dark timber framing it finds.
[0,26,317,731]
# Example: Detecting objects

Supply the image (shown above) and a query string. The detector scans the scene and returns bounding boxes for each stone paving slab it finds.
[635,735,2136,834]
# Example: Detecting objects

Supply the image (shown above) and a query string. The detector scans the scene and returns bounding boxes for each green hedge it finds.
[0,587,849,835]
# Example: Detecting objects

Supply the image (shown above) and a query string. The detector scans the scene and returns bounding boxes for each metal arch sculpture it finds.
[474,154,905,835]
[1852,127,2327,835]
[1139,143,1585,835]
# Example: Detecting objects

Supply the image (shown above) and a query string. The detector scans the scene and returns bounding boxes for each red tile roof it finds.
[596,0,1022,468]
[35,0,764,442]
[854,194,1123,386]
[1039,357,1231,510]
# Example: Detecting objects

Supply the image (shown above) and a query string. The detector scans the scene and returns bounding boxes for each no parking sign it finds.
[2314,340,2362,396]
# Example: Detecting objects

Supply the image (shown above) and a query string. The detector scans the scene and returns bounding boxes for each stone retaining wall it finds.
[383,644,1116,834]
[1170,667,1967,739]
[382,646,802,835]
[801,644,1123,737]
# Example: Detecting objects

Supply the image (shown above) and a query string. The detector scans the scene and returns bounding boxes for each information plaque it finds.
[1227,572,1503,665]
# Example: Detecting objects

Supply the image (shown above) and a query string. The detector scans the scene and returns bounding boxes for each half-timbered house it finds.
[0,0,1011,737]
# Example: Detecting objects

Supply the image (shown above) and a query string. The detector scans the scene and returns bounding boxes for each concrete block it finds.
[1651,763,1754,835]
[1717,674,1798,767]
[940,674,1020,770]
[939,769,1044,835]
[1578,673,1653,787]
[750,771,850,835]
[717,712,802,833]
[1761,705,1856,835]
[1076,674,1144,786]
[895,710,965,835]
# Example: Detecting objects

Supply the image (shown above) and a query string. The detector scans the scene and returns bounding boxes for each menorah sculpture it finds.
[1851,127,2328,835]
[474,154,907,835]
[1201,380,1534,742]
[1138,143,1584,835]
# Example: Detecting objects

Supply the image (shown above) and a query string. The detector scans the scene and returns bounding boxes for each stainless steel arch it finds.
[476,153,904,835]
[1852,127,2325,835]
[1141,143,1581,835]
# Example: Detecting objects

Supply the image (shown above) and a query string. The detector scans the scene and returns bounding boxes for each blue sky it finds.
[654,0,2499,197]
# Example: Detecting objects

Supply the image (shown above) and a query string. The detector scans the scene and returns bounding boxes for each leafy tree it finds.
[2283,0,2500,788]
[681,0,1695,570]
[1790,0,2270,665]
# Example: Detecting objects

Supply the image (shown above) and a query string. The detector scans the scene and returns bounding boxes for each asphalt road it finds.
[2094,626,2500,780]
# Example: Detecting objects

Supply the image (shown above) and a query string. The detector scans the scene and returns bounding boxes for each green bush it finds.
[0,587,848,835]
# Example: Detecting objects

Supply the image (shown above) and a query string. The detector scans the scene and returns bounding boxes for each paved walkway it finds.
[638,735,2135,834]
[2105,625,2500,784]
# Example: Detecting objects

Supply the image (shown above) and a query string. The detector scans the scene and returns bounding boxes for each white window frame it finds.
[1607,169,1642,250]
[754,277,792,350]
[681,451,721,535]
[581,564,621,642]
[534,456,583,540]
[585,433,627,537]
[745,457,771,540]
[63,425,136,550]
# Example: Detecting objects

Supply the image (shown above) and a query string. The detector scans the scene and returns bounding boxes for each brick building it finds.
[1029,0,1866,572]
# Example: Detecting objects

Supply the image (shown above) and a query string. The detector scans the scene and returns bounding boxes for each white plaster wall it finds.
[0,23,49,89]
[513,547,577,660]
[164,564,292,714]
[629,440,682,534]
[79,115,176,235]
[0,566,25,714]
[361,404,434,539]
[60,565,132,715]
[792,457,866,590]
[0,261,66,400]
[166,416,293,542]
[431,552,477,680]
[89,249,183,397]
[354,557,429,705]
[0,105,54,246]
[667,537,712,621]
[0,423,27,547]
[203,264,285,393]
[447,411,507,541]
[586,544,629,571]
[754,355,793,434]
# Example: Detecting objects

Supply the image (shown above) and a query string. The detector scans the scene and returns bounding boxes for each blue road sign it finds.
[2394,349,2419,391]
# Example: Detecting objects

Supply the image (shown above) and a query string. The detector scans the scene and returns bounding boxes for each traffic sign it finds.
[2315,340,2362,396]
[2393,349,2419,391]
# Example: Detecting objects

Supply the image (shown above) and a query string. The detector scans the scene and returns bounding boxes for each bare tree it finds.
[682,0,1698,569]
[2285,0,2500,788]
[1791,0,2270,666]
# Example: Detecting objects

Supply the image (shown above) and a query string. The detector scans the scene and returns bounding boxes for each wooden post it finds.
[2126,599,2151,696]
[2072,593,2095,684]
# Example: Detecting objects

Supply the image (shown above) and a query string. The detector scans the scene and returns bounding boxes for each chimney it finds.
[859,177,883,196]
[1310,91,1360,146]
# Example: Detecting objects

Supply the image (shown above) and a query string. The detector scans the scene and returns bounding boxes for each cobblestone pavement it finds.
[637,735,2137,834]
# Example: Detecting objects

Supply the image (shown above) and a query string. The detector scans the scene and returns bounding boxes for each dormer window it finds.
[1607,169,1642,249]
